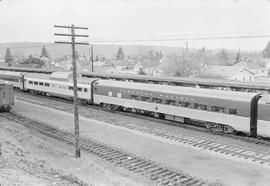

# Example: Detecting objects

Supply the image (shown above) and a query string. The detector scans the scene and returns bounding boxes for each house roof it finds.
[114,60,127,66]
[115,60,140,70]
[14,63,41,68]
[233,56,265,69]
[50,71,73,81]
[144,67,162,74]
[202,65,255,79]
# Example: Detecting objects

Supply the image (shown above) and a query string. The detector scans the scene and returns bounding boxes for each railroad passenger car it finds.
[93,80,270,137]
[1,69,269,137]
[0,82,14,112]
[24,73,95,103]
[0,70,25,89]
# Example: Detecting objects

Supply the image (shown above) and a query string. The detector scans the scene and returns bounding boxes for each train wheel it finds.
[5,106,11,112]
[105,104,118,111]
[223,125,235,134]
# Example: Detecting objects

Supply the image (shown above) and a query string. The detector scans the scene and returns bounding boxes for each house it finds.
[114,60,128,71]
[251,68,270,78]
[233,56,264,69]
[201,65,255,82]
[144,67,163,76]
[13,63,41,68]
[233,57,270,78]
[116,63,144,75]
[114,60,143,74]
[189,70,200,77]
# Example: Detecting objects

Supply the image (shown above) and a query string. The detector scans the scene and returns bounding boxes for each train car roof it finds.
[0,70,24,76]
[96,79,259,102]
[83,72,270,91]
[1,67,269,91]
[0,80,13,86]
[25,73,96,85]
[0,66,55,74]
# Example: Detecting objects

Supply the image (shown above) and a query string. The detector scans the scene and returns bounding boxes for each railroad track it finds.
[15,93,270,166]
[0,112,215,186]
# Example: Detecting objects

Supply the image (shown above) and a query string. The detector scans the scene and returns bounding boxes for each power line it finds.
[90,34,270,43]
[0,43,55,51]
[1,33,270,50]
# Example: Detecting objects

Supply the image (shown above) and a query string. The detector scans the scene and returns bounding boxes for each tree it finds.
[95,55,99,62]
[159,50,163,60]
[217,49,229,65]
[4,48,13,65]
[262,41,270,58]
[116,46,125,60]
[159,54,184,76]
[235,50,241,64]
[41,46,49,57]
[138,67,146,75]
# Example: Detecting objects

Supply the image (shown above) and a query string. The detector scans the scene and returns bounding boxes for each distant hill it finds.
[0,42,183,59]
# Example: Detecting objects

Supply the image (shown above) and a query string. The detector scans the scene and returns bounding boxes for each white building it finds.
[202,65,255,82]
[144,67,163,76]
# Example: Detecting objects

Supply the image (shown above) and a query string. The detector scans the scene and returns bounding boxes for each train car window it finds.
[194,103,207,110]
[68,86,73,90]
[211,106,225,113]
[152,98,162,103]
[179,101,191,107]
[34,81,38,85]
[78,87,82,92]
[165,99,176,105]
[39,82,44,86]
[84,88,88,92]
[130,95,139,100]
[141,96,150,102]
[229,108,237,115]
[45,83,49,87]
[29,81,33,84]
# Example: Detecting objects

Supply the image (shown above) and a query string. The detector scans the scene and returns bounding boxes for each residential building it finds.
[144,67,163,76]
[201,65,255,82]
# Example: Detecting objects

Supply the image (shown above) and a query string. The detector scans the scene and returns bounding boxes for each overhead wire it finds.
[90,34,270,43]
[0,43,55,50]
[1,32,270,50]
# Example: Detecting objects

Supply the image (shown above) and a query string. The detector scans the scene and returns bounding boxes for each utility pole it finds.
[54,24,89,158]
[182,42,189,77]
[91,44,94,72]
[185,42,189,54]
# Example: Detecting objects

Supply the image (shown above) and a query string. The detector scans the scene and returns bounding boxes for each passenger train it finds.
[0,70,269,138]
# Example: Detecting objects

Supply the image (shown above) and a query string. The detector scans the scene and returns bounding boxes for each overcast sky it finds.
[1,0,270,50]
